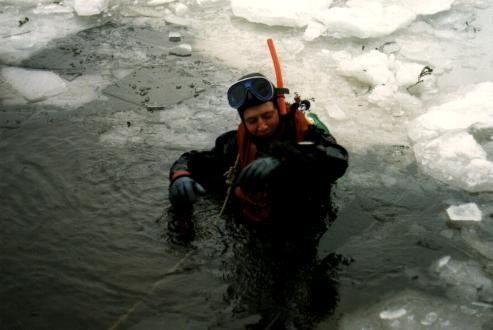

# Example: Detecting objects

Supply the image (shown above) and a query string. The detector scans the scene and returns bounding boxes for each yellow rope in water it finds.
[108,250,194,330]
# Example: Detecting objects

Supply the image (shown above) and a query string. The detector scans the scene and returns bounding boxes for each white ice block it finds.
[2,66,67,102]
[73,0,109,16]
[379,308,407,319]
[446,203,482,221]
[231,0,332,28]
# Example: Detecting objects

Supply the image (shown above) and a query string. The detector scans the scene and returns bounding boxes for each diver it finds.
[167,71,348,233]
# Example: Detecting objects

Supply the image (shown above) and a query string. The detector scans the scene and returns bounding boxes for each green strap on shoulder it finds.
[306,113,330,135]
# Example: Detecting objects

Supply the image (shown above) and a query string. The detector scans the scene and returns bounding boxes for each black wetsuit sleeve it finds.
[169,130,238,192]
[304,124,349,182]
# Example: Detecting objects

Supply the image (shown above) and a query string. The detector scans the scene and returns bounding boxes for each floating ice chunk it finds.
[447,203,482,221]
[0,7,96,64]
[303,21,326,42]
[334,49,425,112]
[305,0,415,40]
[408,82,493,143]
[73,0,109,16]
[164,12,190,26]
[413,132,493,191]
[335,50,394,86]
[147,0,176,5]
[169,31,182,42]
[396,0,455,16]
[437,256,451,268]
[169,43,192,56]
[304,0,455,41]
[170,2,188,16]
[368,86,421,114]
[335,50,423,88]
[408,82,493,191]
[41,74,111,108]
[1,66,67,102]
[231,0,332,28]
[393,61,424,87]
[379,307,407,319]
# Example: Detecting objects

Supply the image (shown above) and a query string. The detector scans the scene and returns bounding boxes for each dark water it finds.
[1,21,493,330]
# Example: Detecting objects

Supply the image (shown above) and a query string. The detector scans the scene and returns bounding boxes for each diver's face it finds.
[243,101,280,138]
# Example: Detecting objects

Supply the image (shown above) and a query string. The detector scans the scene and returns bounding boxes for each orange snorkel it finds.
[267,38,288,116]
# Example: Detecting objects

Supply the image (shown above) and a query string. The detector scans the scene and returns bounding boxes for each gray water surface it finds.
[1,16,493,330]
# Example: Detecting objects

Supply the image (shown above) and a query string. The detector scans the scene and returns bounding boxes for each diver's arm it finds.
[169,130,238,191]
[305,125,349,182]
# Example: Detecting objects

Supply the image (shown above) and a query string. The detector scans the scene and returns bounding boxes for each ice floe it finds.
[303,0,456,41]
[332,49,428,112]
[73,0,109,16]
[379,307,407,320]
[231,0,332,28]
[305,1,416,40]
[169,43,192,57]
[334,50,423,88]
[446,203,482,222]
[1,66,67,102]
[408,82,493,191]
[0,4,96,64]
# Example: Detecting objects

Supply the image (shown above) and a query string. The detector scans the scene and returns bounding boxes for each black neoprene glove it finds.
[169,176,206,208]
[237,156,280,192]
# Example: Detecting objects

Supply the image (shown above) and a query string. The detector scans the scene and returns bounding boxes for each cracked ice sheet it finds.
[408,82,493,192]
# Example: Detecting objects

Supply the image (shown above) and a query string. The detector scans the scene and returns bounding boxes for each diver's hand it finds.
[237,157,280,192]
[169,176,206,208]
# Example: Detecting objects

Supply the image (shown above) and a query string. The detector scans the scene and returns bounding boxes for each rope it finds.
[219,153,240,217]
